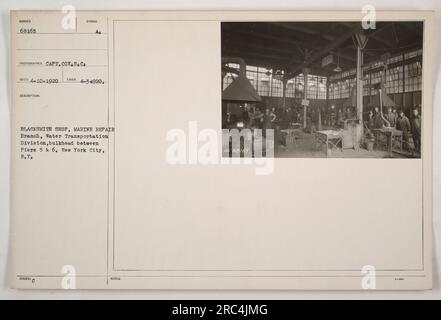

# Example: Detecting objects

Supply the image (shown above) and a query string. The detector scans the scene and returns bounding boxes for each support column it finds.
[402,53,406,108]
[354,32,368,147]
[321,79,329,131]
[302,68,310,129]
[282,78,287,109]
[369,72,372,106]
[356,46,363,144]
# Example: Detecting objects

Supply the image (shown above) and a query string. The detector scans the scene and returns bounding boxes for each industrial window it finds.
[331,82,342,99]
[223,63,328,99]
[224,50,421,101]
[328,49,422,99]
[404,61,422,92]
[222,63,239,90]
[329,81,342,99]
[285,79,295,98]
[363,73,370,96]
[404,49,422,60]
[328,82,336,99]
[340,79,351,99]
[246,70,258,91]
[387,55,403,64]
[370,70,382,95]
[259,79,271,96]
[385,66,404,94]
[328,78,354,99]
[329,83,338,99]
[270,78,282,97]
[306,76,317,99]
[295,74,305,98]
[257,67,271,96]
[223,73,237,90]
[305,75,327,99]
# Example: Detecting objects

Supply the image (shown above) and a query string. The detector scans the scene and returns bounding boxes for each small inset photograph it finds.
[221,22,423,158]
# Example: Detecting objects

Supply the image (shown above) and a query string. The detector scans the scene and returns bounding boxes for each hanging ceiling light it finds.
[334,54,342,73]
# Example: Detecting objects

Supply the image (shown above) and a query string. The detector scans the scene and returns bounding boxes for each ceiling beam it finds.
[269,22,336,41]
[223,50,290,63]
[398,22,423,38]
[285,28,356,79]
[229,29,322,51]
[223,40,305,61]
[370,34,396,48]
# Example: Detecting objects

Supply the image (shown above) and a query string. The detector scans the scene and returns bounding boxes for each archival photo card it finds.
[10,10,433,290]
[221,21,423,159]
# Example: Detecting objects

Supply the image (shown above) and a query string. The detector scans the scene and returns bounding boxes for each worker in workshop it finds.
[373,107,383,129]
[396,109,412,151]
[345,107,353,120]
[367,110,375,129]
[411,108,421,153]
[337,108,344,127]
[294,108,301,124]
[241,104,251,128]
[281,106,294,128]
[385,107,397,127]
[310,108,318,133]
[392,108,398,121]
[251,107,264,128]
[329,105,336,127]
[270,107,278,123]
[223,110,233,128]
[264,108,273,130]
[274,124,287,150]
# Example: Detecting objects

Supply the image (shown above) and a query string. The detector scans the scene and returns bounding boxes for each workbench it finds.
[280,127,302,150]
[371,128,403,156]
[315,130,343,156]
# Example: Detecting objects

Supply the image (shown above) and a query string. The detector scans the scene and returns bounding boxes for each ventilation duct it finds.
[222,57,262,103]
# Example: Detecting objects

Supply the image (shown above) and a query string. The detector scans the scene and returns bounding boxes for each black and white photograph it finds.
[222,21,423,158]
[1,3,438,300]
